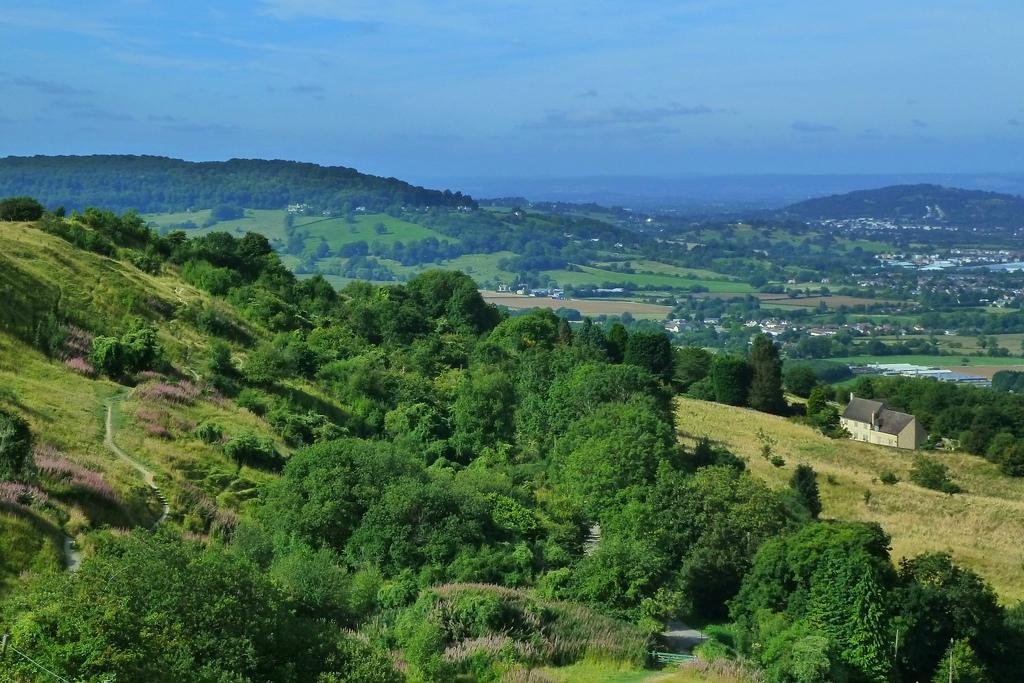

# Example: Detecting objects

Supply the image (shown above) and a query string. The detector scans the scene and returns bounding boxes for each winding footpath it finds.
[62,394,169,570]
[104,396,170,527]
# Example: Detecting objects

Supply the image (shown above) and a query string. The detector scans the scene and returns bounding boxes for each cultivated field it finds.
[675,396,1024,603]
[480,292,672,319]
[543,265,752,293]
[832,354,1024,376]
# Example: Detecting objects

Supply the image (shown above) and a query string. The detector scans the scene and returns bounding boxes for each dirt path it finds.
[105,396,169,527]
[62,533,82,571]
[661,621,707,653]
[61,394,170,571]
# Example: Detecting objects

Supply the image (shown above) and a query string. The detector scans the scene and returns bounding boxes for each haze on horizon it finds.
[1,1,1022,188]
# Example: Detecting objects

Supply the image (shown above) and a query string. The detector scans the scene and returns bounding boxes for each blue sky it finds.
[1,1,1021,185]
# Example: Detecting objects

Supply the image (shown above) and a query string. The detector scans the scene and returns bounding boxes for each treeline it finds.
[674,335,790,415]
[853,375,1024,476]
[0,156,475,213]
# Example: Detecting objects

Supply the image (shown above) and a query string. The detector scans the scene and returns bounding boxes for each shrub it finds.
[194,422,224,444]
[880,470,900,485]
[224,432,282,470]
[0,409,34,481]
[910,455,961,494]
[790,464,822,518]
[236,388,271,416]
[0,196,44,221]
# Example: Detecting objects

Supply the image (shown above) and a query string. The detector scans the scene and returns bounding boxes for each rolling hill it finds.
[0,155,475,213]
[783,183,1024,228]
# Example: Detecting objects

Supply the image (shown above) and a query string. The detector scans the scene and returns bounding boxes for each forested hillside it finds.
[1,206,1022,682]
[0,155,475,213]
[784,183,1024,227]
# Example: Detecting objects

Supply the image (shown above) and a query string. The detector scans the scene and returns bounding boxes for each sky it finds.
[1,1,1022,187]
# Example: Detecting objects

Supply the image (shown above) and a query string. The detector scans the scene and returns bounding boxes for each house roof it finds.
[842,397,884,423]
[843,397,916,435]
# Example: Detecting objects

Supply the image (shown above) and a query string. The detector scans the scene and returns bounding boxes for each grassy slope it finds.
[0,221,291,579]
[675,396,1024,603]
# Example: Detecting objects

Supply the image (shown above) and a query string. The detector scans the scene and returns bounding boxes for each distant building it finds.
[840,395,925,450]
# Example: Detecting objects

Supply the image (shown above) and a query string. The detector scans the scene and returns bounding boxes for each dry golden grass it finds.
[675,396,1024,603]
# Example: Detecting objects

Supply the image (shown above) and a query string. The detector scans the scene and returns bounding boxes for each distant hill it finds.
[0,155,475,213]
[783,184,1024,228]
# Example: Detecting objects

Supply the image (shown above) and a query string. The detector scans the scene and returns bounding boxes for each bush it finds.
[236,388,272,416]
[194,422,224,444]
[0,409,34,481]
[0,196,44,221]
[880,470,900,485]
[910,455,961,494]
[88,322,164,378]
[223,432,282,470]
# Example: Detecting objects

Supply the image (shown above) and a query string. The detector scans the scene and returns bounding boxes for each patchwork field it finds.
[480,291,672,319]
[674,396,1024,603]
[543,265,752,293]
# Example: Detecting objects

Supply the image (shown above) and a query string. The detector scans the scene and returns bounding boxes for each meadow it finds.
[831,354,1024,378]
[674,396,1024,602]
[480,292,673,319]
[543,265,753,293]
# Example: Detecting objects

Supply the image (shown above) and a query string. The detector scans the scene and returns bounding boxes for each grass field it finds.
[298,213,454,249]
[592,259,735,282]
[375,251,520,283]
[870,333,1024,357]
[675,396,1024,603]
[544,265,753,293]
[480,292,672,319]
[832,355,1024,376]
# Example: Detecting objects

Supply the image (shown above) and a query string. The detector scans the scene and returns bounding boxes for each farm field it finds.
[144,209,291,242]
[871,333,1024,356]
[543,265,753,293]
[480,291,672,318]
[831,354,1024,374]
[297,213,454,249]
[674,396,1024,602]
[375,251,519,283]
[592,259,733,281]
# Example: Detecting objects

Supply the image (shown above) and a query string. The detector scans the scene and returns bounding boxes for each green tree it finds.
[806,385,830,418]
[930,640,991,683]
[606,322,628,363]
[3,530,391,682]
[555,398,676,519]
[259,438,420,552]
[807,553,891,682]
[895,553,1004,681]
[784,364,819,398]
[88,336,125,377]
[623,331,674,380]
[748,333,786,414]
[790,464,822,518]
[450,369,516,461]
[673,345,712,391]
[710,354,751,406]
